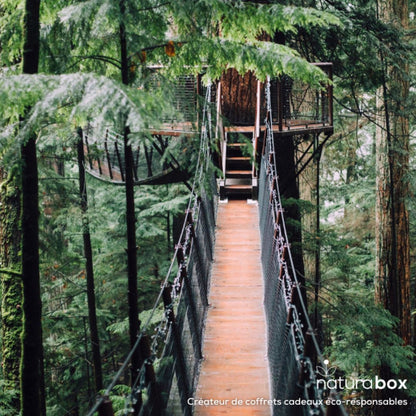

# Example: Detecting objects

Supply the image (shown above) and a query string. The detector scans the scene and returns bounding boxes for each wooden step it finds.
[224,125,255,133]
[226,169,252,178]
[224,184,252,196]
[226,156,251,166]
[225,178,252,186]
[227,142,248,149]
[226,156,250,161]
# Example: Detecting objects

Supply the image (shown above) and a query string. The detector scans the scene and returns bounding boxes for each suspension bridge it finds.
[84,65,347,416]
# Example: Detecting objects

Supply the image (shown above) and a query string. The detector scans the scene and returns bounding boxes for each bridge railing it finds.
[86,84,217,416]
[259,77,346,416]
[82,124,191,186]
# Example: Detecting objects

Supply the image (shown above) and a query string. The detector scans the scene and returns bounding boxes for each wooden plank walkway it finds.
[194,200,271,416]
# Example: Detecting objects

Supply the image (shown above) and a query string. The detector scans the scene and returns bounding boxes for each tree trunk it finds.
[298,134,324,343]
[375,0,411,347]
[77,136,103,394]
[275,135,307,318]
[220,69,257,125]
[374,1,410,415]
[119,1,142,413]
[20,131,43,416]
[20,0,44,415]
[297,138,318,296]
[0,170,22,412]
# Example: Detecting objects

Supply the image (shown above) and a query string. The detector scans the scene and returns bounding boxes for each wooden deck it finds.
[224,123,333,136]
[147,120,333,138]
[194,200,271,416]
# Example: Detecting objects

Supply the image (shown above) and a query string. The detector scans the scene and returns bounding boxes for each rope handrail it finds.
[259,76,348,416]
[86,83,216,416]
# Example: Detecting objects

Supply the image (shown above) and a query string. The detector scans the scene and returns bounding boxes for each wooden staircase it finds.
[220,132,257,200]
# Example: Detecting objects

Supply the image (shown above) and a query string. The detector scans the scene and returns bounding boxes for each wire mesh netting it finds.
[258,78,346,416]
[145,71,209,124]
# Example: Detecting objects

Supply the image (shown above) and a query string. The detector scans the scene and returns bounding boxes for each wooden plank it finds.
[194,201,271,416]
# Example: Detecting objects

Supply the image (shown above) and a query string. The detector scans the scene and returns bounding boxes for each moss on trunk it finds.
[0,171,22,412]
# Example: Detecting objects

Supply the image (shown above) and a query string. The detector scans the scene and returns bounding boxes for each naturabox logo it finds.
[316,360,408,391]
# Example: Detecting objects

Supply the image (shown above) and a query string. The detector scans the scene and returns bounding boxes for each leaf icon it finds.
[316,365,337,377]
[316,366,327,377]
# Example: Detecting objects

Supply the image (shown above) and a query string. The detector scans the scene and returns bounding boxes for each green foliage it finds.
[0,0,347,413]
[0,0,24,68]
[0,73,161,134]
[172,38,330,85]
[170,0,340,40]
[326,303,414,378]
[214,3,340,41]
[0,378,19,416]
[38,156,187,413]
[317,71,416,399]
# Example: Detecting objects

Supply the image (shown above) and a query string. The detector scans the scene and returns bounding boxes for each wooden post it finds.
[104,130,113,180]
[114,141,125,182]
[175,244,185,266]
[325,392,342,416]
[98,397,115,416]
[139,335,165,416]
[162,286,192,416]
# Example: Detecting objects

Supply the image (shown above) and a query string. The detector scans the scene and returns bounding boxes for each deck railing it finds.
[269,63,333,132]
[144,62,333,136]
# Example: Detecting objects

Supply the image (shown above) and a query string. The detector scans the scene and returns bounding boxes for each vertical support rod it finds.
[104,130,114,180]
[314,134,322,336]
[277,78,283,131]
[328,64,333,126]
[114,141,125,182]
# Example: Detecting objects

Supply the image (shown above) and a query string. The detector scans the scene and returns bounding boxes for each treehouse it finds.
[216,63,333,199]
[82,63,333,197]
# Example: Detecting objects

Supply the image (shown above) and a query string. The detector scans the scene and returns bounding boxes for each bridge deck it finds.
[195,200,271,415]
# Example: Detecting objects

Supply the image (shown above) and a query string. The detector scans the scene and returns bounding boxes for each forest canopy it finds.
[1,1,415,416]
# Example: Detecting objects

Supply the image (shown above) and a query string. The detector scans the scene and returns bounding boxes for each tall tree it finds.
[0,4,24,414]
[375,0,411,346]
[0,168,22,411]
[119,1,141,413]
[77,135,103,395]
[374,1,411,415]
[20,0,44,415]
